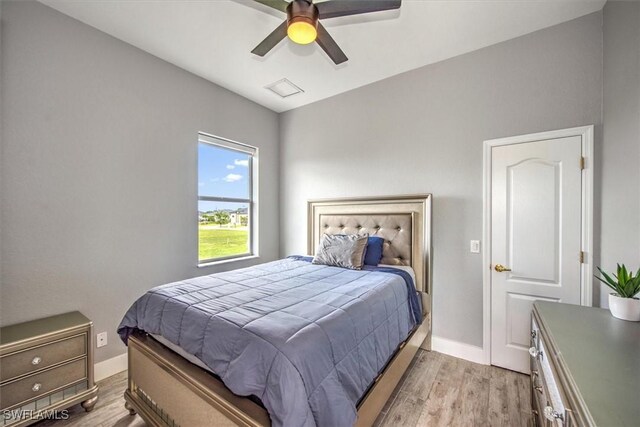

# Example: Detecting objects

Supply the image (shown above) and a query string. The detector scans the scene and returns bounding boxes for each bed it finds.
[118,195,432,427]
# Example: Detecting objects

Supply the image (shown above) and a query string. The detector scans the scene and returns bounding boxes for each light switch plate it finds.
[97,332,108,348]
[470,240,481,254]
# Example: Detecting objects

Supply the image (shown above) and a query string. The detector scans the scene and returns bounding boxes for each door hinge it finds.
[580,251,585,263]
[580,156,585,170]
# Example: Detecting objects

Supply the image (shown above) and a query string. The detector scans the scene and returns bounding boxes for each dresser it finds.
[0,312,99,426]
[531,301,640,426]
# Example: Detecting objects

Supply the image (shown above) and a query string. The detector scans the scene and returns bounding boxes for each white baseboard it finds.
[431,335,487,365]
[94,352,127,382]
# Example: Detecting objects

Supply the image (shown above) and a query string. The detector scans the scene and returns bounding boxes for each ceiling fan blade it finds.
[316,23,348,65]
[253,0,290,13]
[317,0,401,19]
[251,21,288,57]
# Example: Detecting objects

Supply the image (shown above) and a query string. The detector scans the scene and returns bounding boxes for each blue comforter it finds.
[118,257,421,427]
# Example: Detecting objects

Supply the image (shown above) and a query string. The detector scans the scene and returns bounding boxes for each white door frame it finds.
[482,125,594,365]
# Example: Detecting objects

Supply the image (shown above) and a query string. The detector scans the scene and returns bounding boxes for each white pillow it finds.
[312,234,369,270]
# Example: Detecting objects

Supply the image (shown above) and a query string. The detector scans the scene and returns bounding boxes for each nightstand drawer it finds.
[0,357,86,409]
[0,334,86,382]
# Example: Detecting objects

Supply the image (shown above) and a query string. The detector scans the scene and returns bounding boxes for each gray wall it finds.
[599,0,640,306]
[2,0,635,360]
[0,1,280,363]
[280,12,603,347]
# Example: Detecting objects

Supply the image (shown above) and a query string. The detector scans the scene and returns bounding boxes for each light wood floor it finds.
[35,350,531,427]
[375,350,531,427]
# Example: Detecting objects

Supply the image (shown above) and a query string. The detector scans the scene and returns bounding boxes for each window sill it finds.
[197,255,259,268]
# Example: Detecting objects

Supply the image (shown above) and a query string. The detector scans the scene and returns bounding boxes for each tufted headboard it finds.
[318,214,414,266]
[307,195,432,296]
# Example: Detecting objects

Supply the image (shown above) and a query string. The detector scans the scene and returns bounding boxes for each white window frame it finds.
[197,132,258,266]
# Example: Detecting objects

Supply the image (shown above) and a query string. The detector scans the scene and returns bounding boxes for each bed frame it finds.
[124,194,433,427]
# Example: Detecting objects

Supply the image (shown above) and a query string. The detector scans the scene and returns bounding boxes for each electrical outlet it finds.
[97,331,108,348]
[470,240,481,254]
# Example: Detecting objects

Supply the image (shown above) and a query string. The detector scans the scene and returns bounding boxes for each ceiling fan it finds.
[251,0,402,65]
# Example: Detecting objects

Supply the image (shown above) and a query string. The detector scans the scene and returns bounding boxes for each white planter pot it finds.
[608,293,640,321]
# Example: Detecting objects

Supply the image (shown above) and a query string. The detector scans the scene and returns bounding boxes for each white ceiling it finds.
[41,0,606,112]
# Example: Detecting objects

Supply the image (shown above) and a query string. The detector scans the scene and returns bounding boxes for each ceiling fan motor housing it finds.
[287,0,319,30]
[252,0,402,64]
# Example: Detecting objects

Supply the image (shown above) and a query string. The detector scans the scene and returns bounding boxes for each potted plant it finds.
[596,264,640,321]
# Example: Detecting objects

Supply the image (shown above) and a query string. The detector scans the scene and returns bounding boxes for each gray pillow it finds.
[312,233,369,270]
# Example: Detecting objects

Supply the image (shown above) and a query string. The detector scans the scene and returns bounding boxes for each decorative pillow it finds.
[364,236,385,266]
[312,233,369,270]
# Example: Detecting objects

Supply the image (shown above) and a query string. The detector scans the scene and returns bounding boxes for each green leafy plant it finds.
[596,264,640,298]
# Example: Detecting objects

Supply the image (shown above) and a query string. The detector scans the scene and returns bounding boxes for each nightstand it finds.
[0,312,99,426]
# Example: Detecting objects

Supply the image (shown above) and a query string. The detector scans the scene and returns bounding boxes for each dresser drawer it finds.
[0,334,86,382]
[531,318,567,426]
[0,357,86,409]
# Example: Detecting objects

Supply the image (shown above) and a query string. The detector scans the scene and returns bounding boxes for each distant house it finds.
[229,208,248,226]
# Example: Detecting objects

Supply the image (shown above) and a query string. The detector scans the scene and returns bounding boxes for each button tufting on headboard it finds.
[308,195,431,296]
[318,214,413,267]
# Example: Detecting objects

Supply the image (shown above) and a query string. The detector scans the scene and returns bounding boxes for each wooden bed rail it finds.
[124,311,430,427]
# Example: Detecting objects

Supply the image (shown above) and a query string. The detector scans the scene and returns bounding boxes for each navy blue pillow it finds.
[364,236,384,266]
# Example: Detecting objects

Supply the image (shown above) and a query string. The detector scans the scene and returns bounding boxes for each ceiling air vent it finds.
[265,78,304,98]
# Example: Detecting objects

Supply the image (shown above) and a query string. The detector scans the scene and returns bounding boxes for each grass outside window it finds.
[198,224,249,260]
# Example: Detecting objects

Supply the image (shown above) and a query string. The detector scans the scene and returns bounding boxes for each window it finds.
[198,133,256,264]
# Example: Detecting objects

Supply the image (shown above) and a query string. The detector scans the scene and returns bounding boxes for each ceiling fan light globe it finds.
[287,19,317,45]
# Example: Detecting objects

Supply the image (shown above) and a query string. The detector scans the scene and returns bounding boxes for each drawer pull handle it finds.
[529,347,542,359]
[543,406,564,422]
[534,385,543,394]
[531,330,537,339]
[31,356,42,365]
[531,370,539,377]
[32,383,42,392]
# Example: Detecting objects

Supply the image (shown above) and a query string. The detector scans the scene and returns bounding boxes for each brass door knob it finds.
[494,264,512,272]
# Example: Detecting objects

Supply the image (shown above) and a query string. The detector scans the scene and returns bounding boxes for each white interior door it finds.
[490,136,583,373]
